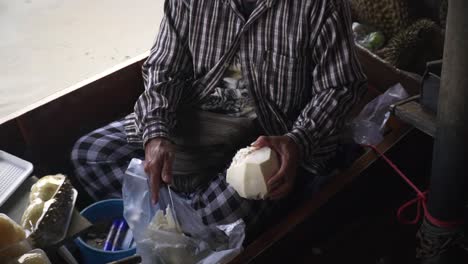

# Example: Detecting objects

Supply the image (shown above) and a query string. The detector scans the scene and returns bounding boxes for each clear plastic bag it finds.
[123,159,245,264]
[350,83,409,145]
[352,22,386,52]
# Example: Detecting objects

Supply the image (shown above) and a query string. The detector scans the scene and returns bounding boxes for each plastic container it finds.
[0,150,33,206]
[75,199,136,264]
[32,187,78,246]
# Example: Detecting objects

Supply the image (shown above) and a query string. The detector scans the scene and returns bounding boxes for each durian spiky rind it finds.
[350,0,410,37]
[380,19,444,73]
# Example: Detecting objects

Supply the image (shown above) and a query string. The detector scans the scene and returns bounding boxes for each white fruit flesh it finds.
[0,213,26,250]
[148,206,181,233]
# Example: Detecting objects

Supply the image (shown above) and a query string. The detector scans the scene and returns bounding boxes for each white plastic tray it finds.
[0,150,33,207]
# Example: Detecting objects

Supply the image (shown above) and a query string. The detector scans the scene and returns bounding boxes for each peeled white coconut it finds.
[227,147,279,199]
[0,214,26,250]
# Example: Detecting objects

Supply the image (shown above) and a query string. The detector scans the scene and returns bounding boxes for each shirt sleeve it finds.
[285,0,367,161]
[134,0,193,146]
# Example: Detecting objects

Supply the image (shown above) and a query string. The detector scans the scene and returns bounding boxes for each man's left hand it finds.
[251,135,299,200]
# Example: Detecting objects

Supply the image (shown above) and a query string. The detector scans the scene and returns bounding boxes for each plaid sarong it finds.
[72,120,276,228]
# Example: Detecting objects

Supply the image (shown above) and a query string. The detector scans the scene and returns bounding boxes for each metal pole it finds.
[426,0,468,222]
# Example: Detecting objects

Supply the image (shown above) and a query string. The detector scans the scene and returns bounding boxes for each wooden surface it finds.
[356,46,422,95]
[15,57,145,175]
[392,98,436,138]
[0,176,91,241]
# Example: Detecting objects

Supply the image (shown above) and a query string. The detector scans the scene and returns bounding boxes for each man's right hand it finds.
[144,137,175,204]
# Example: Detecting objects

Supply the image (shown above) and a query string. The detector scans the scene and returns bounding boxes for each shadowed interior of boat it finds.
[0,46,434,263]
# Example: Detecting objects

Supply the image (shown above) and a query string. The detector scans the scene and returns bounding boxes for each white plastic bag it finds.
[350,83,409,145]
[123,159,245,264]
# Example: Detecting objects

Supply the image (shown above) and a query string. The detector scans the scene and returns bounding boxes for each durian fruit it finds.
[29,174,65,202]
[0,214,26,250]
[21,199,45,232]
[9,250,50,264]
[29,178,76,247]
[379,19,444,74]
[350,0,410,37]
[22,174,66,233]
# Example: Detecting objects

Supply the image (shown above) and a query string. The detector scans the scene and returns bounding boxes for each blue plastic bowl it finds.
[75,199,136,264]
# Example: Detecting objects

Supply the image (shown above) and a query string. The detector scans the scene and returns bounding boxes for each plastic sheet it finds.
[350,83,409,145]
[352,22,386,52]
[123,159,245,264]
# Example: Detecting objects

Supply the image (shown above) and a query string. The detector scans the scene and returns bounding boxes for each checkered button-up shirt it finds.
[125,0,367,174]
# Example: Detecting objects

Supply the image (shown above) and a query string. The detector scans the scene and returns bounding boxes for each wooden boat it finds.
[0,46,428,262]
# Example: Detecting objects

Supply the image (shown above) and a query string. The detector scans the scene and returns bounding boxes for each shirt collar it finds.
[224,0,277,22]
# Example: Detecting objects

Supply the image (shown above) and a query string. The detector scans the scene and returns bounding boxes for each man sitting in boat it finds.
[71,0,367,232]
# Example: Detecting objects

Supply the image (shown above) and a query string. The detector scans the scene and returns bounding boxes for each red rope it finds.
[363,144,464,227]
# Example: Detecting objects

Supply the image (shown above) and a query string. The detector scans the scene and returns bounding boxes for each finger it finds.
[144,159,151,174]
[162,152,174,184]
[269,167,297,199]
[269,191,289,200]
[268,183,293,200]
[268,177,283,192]
[149,160,163,204]
[267,167,286,188]
[251,136,270,149]
[267,152,288,187]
